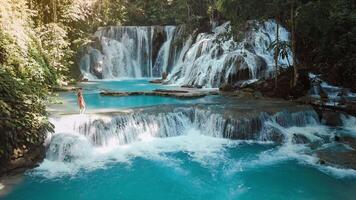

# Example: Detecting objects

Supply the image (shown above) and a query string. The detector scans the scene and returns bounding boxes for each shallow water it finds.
[54,80,217,112]
[3,80,356,199]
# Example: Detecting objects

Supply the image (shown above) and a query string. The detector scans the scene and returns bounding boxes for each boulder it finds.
[316,150,356,170]
[336,136,356,149]
[0,144,45,176]
[292,134,310,144]
[219,83,234,92]
[321,111,343,126]
[149,79,163,84]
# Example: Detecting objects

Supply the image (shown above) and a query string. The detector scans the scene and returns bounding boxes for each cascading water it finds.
[8,88,355,199]
[152,26,176,77]
[47,108,323,164]
[166,20,292,87]
[80,20,291,87]
[80,26,155,79]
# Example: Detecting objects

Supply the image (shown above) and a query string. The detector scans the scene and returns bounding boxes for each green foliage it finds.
[295,0,356,88]
[0,68,54,161]
[0,0,355,164]
[0,0,56,163]
[217,0,356,88]
[37,23,73,79]
[268,40,292,66]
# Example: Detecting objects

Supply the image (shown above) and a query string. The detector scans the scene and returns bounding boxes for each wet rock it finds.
[149,79,163,84]
[181,85,203,89]
[318,159,326,165]
[246,68,311,100]
[268,131,285,144]
[153,89,188,94]
[255,56,267,78]
[219,83,234,92]
[292,134,310,144]
[243,43,255,53]
[100,89,217,99]
[319,86,328,103]
[212,45,224,58]
[336,136,356,149]
[321,111,343,126]
[162,72,168,80]
[228,117,264,141]
[0,145,45,176]
[316,150,356,170]
[236,67,251,82]
[151,26,166,68]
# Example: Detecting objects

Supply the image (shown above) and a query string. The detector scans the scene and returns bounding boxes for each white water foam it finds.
[341,115,356,135]
[36,111,356,179]
[244,122,356,179]
[80,20,292,88]
[35,128,237,178]
[166,20,292,88]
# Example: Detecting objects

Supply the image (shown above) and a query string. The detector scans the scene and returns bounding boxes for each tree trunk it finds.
[291,0,298,87]
[274,21,280,89]
[52,0,57,23]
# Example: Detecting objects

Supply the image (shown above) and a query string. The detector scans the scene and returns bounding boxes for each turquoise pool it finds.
[3,80,356,200]
[4,140,356,200]
[54,79,218,112]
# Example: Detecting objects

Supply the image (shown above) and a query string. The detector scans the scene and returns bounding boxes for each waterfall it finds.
[152,26,176,77]
[43,107,335,175]
[79,20,291,87]
[80,26,155,79]
[49,108,320,149]
[166,20,292,87]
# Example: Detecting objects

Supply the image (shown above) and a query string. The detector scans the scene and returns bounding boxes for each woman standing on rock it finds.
[77,88,86,114]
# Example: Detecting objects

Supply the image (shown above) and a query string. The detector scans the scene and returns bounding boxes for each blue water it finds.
[58,80,217,110]
[3,80,356,199]
[4,143,356,200]
[77,79,167,92]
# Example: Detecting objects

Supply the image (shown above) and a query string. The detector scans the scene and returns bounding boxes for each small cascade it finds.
[42,106,347,177]
[308,73,356,103]
[152,26,176,77]
[49,108,320,151]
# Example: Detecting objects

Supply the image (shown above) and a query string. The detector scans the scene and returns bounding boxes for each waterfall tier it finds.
[80,25,180,79]
[80,20,292,87]
[49,107,320,150]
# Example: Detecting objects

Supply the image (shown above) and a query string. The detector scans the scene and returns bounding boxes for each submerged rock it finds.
[100,89,217,99]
